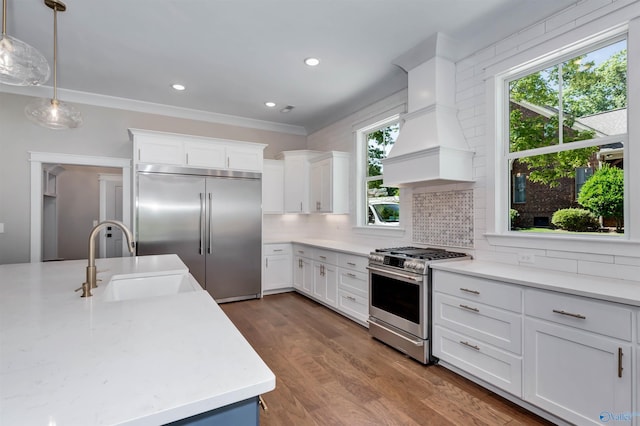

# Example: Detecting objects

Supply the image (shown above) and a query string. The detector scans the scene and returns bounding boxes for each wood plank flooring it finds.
[220,292,553,426]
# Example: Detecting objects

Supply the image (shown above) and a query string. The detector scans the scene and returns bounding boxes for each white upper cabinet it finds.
[309,151,349,214]
[129,128,266,172]
[276,150,321,214]
[262,159,284,214]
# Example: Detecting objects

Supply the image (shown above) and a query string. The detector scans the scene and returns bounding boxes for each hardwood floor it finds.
[221,292,553,426]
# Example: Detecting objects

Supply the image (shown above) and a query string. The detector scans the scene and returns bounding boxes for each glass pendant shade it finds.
[25,0,82,130]
[0,33,50,86]
[25,97,82,129]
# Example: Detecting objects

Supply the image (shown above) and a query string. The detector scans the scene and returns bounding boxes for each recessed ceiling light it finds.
[304,57,320,67]
[265,101,276,108]
[172,83,186,91]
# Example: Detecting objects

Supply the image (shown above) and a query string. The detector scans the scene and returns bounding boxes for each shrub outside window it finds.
[507,37,627,235]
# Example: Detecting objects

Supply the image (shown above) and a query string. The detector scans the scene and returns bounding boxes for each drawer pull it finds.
[552,309,586,320]
[297,250,305,254]
[460,288,480,295]
[459,304,479,313]
[273,249,283,252]
[460,341,480,351]
[345,295,356,302]
[347,262,356,266]
[319,255,327,260]
[346,273,357,278]
[618,347,623,378]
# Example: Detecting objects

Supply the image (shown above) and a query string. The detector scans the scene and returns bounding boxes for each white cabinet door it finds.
[310,158,331,212]
[293,255,313,295]
[312,261,337,308]
[262,160,284,214]
[282,154,312,213]
[185,142,226,169]
[136,138,184,165]
[524,317,632,425]
[263,254,292,292]
[227,146,263,172]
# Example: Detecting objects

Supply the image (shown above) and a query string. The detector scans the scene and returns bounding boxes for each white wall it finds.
[298,0,640,284]
[0,92,306,264]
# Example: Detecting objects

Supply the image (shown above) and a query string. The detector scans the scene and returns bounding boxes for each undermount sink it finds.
[102,273,201,302]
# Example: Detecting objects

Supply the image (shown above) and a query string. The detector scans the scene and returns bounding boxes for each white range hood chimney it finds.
[382,33,474,187]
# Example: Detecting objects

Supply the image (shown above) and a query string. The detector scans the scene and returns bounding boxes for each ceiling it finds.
[4,0,577,134]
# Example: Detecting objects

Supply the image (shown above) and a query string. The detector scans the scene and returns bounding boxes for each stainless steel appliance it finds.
[136,165,262,303]
[367,246,469,364]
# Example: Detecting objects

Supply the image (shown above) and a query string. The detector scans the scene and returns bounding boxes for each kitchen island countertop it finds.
[431,259,640,307]
[0,254,275,425]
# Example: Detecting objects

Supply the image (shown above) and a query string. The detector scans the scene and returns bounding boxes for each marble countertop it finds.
[0,255,275,426]
[431,260,640,307]
[265,238,373,256]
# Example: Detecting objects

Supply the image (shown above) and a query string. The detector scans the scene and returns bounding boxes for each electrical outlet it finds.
[518,253,535,263]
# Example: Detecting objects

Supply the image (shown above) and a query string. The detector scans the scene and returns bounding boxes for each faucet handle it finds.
[75,283,92,297]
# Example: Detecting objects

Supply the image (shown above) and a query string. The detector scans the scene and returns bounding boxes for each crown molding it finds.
[1,85,308,136]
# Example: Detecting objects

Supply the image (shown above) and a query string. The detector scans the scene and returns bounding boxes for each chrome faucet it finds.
[80,220,135,297]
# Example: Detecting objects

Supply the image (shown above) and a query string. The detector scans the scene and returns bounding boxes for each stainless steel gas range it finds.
[367,246,470,364]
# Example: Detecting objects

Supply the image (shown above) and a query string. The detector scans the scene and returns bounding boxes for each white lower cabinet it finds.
[291,245,369,325]
[293,245,313,295]
[432,270,523,396]
[523,289,633,425]
[432,269,637,426]
[433,325,522,396]
[262,244,292,294]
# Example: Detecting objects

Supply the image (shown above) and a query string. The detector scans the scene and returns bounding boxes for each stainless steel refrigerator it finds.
[136,165,262,303]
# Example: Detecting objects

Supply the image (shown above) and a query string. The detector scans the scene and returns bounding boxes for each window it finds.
[506,37,627,235]
[357,116,400,227]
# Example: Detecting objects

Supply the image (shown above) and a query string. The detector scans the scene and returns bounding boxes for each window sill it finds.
[353,225,406,238]
[484,232,638,257]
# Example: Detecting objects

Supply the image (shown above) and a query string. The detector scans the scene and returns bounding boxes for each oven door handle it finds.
[366,266,423,282]
[367,319,424,347]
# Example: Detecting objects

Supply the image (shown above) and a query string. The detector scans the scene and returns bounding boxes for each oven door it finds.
[368,265,427,339]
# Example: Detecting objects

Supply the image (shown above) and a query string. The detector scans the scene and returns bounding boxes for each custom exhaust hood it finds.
[382,33,474,187]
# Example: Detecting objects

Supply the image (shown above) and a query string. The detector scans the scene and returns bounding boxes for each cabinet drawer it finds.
[313,248,338,265]
[292,244,313,258]
[432,270,522,313]
[525,289,632,341]
[433,326,522,397]
[338,253,368,272]
[337,289,368,324]
[338,269,367,298]
[433,293,522,354]
[264,243,291,256]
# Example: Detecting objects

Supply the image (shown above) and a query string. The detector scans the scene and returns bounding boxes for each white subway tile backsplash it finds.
[413,190,473,248]
[615,256,640,267]
[533,256,579,274]
[578,260,640,281]
[546,250,614,263]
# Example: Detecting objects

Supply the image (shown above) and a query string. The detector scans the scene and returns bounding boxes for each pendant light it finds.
[25,0,82,129]
[0,0,50,85]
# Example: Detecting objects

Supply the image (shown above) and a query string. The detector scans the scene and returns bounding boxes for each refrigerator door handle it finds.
[208,192,213,254]
[199,192,205,255]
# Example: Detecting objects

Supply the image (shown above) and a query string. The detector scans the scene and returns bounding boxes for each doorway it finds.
[29,152,131,263]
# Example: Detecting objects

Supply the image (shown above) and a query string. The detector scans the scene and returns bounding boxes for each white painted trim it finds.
[2,85,307,136]
[98,174,123,258]
[29,152,132,263]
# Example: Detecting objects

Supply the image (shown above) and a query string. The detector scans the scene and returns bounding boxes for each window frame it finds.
[484,19,640,255]
[354,113,401,229]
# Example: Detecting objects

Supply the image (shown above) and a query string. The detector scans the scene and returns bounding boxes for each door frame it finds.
[99,173,124,258]
[29,152,131,263]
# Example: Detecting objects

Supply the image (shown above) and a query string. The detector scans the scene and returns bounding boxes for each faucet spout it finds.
[81,220,135,297]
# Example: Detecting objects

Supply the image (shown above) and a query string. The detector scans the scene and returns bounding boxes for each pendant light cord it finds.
[2,0,7,36]
[52,4,57,101]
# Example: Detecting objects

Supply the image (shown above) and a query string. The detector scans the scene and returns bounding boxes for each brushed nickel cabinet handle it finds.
[265,258,269,268]
[347,262,356,266]
[459,304,479,313]
[259,395,268,411]
[552,309,586,320]
[460,341,480,351]
[345,295,356,302]
[460,288,480,295]
[273,249,283,252]
[618,347,623,378]
[186,153,189,164]
[319,255,327,260]
[346,273,356,278]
